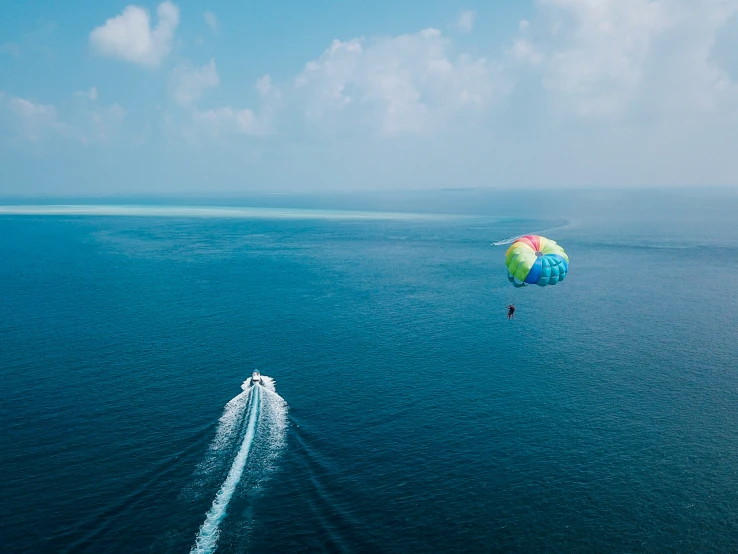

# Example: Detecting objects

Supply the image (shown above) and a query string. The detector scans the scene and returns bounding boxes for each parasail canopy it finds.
[505,235,569,288]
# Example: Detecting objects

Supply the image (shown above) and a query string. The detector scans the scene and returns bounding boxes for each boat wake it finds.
[491,220,576,246]
[190,376,287,554]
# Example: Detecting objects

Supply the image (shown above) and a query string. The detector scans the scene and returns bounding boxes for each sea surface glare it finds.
[1,189,738,552]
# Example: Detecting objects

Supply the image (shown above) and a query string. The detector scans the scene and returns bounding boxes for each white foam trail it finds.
[492,236,521,246]
[191,386,261,554]
[180,385,253,504]
[206,389,249,455]
[249,385,288,486]
[259,375,278,393]
[190,377,288,553]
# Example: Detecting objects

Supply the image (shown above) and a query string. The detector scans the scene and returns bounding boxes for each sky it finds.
[1,0,737,195]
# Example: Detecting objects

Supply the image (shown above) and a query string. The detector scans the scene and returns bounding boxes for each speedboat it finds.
[251,370,262,385]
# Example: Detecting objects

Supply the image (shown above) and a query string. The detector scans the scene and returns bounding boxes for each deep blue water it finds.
[1,189,738,553]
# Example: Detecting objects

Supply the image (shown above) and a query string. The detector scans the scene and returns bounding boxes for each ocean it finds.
[1,189,737,553]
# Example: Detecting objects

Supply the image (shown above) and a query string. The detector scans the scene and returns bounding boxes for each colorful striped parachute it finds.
[505,235,569,288]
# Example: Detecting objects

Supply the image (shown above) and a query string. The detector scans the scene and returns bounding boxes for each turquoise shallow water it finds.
[1,190,738,553]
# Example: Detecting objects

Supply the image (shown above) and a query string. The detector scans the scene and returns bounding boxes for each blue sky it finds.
[1,0,737,194]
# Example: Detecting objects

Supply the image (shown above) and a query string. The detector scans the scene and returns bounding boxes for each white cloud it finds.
[191,106,270,138]
[170,58,220,105]
[256,75,273,97]
[509,20,543,65]
[1,93,125,144]
[74,87,98,101]
[89,1,179,68]
[514,0,738,118]
[295,28,511,136]
[204,11,218,33]
[6,1,738,193]
[510,38,543,65]
[9,97,55,120]
[651,1,738,114]
[166,61,275,140]
[185,74,278,139]
[5,96,68,142]
[541,0,670,117]
[455,10,476,33]
[75,103,127,144]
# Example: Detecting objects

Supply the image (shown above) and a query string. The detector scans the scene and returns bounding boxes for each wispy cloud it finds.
[4,96,68,142]
[204,11,218,33]
[190,106,270,138]
[170,59,219,106]
[256,75,273,97]
[1,92,125,144]
[74,87,98,101]
[455,10,476,33]
[166,62,274,140]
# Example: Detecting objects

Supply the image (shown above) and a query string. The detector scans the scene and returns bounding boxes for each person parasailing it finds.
[503,234,570,319]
